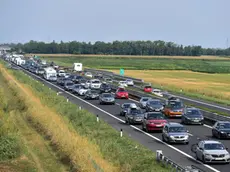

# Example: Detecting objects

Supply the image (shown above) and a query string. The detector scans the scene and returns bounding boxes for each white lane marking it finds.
[21,69,219,172]
[115,103,120,106]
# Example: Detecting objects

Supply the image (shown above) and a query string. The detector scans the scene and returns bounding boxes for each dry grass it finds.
[0,64,118,172]
[111,70,230,102]
[25,53,230,60]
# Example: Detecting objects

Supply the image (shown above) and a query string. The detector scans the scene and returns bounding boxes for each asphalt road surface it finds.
[14,66,230,172]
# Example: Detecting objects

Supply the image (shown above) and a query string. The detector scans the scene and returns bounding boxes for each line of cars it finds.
[9,57,230,164]
[119,95,230,163]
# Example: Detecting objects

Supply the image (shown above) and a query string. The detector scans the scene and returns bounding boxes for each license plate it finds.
[155,109,160,111]
[193,120,199,122]
[215,158,223,160]
[122,95,125,97]
[156,125,162,127]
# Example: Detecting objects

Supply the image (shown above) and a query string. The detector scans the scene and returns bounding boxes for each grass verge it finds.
[0,70,68,172]
[0,61,170,172]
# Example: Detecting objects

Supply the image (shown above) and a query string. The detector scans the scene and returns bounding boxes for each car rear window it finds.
[145,86,152,89]
[147,113,164,120]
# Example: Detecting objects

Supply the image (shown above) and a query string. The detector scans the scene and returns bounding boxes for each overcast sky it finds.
[0,0,229,48]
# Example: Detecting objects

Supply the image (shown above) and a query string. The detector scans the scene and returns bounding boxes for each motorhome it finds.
[73,63,83,72]
[43,67,57,81]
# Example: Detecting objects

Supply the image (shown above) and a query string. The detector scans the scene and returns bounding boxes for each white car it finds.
[90,79,101,89]
[191,140,230,164]
[152,89,163,97]
[119,81,128,87]
[126,79,134,86]
[85,72,93,78]
[139,97,152,109]
[78,88,89,96]
[57,70,66,77]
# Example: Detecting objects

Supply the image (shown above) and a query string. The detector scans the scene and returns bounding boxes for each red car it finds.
[115,87,129,99]
[143,85,152,93]
[142,112,167,132]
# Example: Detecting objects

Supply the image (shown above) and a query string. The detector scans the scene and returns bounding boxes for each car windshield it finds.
[74,85,81,88]
[92,80,100,84]
[131,109,142,114]
[90,91,97,94]
[147,113,165,120]
[66,82,74,86]
[219,123,230,129]
[142,98,150,102]
[123,104,131,108]
[186,109,201,115]
[103,94,112,98]
[153,90,160,93]
[169,126,186,133]
[149,101,162,105]
[204,143,225,150]
[170,101,183,108]
[106,79,112,81]
[145,86,151,89]
[102,84,110,88]
[118,89,126,92]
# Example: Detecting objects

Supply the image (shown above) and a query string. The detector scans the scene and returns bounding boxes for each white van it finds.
[43,67,57,81]
[73,63,83,72]
[90,79,101,89]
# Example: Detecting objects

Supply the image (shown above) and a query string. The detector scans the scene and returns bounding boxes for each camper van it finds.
[73,63,83,72]
[43,67,57,81]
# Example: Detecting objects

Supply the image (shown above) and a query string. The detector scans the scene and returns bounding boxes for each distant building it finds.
[0,46,11,55]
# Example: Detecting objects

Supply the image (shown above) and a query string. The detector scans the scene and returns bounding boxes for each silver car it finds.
[191,140,230,164]
[162,122,189,144]
[99,93,115,105]
[139,97,152,109]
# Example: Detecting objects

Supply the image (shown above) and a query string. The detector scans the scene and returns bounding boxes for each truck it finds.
[43,67,57,81]
[73,63,83,72]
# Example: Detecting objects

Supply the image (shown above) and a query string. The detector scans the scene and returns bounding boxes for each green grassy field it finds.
[1,61,169,172]
[112,70,230,106]
[40,56,230,73]
[0,69,68,172]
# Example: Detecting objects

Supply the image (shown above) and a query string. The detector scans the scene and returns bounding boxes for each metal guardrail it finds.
[156,150,205,172]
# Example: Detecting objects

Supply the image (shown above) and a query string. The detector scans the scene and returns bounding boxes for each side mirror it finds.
[187,130,189,133]
[191,144,198,153]
[144,117,147,119]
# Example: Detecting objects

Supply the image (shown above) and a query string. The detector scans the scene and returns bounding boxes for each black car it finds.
[71,75,83,84]
[120,103,136,116]
[60,78,71,86]
[125,107,144,124]
[181,108,204,125]
[100,83,111,93]
[64,81,75,91]
[146,99,164,112]
[212,121,230,139]
[84,90,99,100]
[168,96,179,101]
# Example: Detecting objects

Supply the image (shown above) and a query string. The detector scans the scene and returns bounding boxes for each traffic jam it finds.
[4,54,230,165]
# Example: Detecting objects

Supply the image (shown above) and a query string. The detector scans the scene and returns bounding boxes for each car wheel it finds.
[146,127,149,133]
[202,155,206,164]
[217,132,221,139]
[162,135,165,142]
[212,131,215,138]
[142,124,145,131]
[195,153,199,160]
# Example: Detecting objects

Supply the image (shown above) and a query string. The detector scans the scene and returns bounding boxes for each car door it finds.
[143,113,148,128]
[162,126,168,140]
[212,122,219,136]
[196,141,204,160]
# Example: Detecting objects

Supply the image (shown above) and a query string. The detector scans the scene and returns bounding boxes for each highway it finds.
[12,65,230,172]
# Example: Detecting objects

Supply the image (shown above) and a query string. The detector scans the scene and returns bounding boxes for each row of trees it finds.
[7,40,230,56]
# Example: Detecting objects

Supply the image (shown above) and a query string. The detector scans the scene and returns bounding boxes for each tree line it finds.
[7,40,230,56]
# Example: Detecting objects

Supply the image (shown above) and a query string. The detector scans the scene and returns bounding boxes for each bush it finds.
[0,135,21,161]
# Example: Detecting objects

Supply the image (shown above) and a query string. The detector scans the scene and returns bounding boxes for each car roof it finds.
[141,97,151,99]
[102,93,112,95]
[202,140,222,144]
[186,107,199,110]
[148,99,161,101]
[217,121,230,124]
[166,122,183,127]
